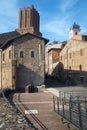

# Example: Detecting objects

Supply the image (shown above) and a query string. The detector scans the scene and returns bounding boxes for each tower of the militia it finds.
[17,5,42,36]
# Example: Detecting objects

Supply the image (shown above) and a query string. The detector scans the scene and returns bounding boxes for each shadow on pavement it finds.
[45,76,65,88]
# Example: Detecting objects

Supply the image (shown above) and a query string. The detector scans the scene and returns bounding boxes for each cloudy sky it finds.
[0,0,87,43]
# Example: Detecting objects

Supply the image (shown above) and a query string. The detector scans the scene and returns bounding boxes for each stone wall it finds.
[0,35,45,90]
[0,49,2,89]
[14,37,45,90]
[1,45,13,89]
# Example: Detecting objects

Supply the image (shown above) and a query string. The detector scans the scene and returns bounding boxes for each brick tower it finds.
[17,5,42,36]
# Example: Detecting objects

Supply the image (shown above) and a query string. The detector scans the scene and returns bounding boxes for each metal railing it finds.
[53,91,87,130]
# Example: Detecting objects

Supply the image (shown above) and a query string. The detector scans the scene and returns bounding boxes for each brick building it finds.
[59,23,87,85]
[48,48,62,76]
[45,41,63,74]
[45,41,66,78]
[0,6,48,91]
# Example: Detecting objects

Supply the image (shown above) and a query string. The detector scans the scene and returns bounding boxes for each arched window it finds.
[80,49,83,56]
[2,53,5,61]
[75,32,77,35]
[9,50,11,59]
[69,66,71,71]
[20,51,24,58]
[31,51,34,58]
[79,65,82,71]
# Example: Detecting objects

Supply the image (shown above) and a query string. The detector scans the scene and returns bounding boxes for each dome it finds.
[70,22,80,30]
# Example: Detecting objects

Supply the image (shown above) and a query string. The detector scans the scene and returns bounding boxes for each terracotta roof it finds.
[0,31,21,46]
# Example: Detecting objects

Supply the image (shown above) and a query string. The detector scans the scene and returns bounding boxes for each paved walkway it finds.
[47,86,87,97]
[12,91,71,130]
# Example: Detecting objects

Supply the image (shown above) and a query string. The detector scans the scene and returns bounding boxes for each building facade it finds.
[0,6,48,91]
[59,23,87,85]
[48,48,62,76]
[45,41,63,74]
[45,41,66,78]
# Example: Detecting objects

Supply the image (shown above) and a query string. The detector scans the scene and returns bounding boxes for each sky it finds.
[0,0,87,43]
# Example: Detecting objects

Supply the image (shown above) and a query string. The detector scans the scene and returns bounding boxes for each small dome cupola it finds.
[70,22,80,30]
[69,22,81,39]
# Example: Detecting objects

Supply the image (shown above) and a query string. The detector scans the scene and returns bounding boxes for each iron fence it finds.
[53,91,87,130]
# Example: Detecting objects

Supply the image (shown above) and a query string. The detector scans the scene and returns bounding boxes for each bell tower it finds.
[69,22,81,39]
[17,5,42,36]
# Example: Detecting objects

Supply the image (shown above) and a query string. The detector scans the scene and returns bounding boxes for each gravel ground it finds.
[0,96,36,130]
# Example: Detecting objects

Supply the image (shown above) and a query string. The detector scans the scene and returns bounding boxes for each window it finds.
[9,50,11,59]
[2,53,5,61]
[20,51,24,58]
[75,32,77,35]
[69,66,71,71]
[79,65,82,71]
[80,49,83,56]
[31,51,34,58]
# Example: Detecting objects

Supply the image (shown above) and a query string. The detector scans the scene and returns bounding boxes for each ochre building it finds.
[59,23,87,85]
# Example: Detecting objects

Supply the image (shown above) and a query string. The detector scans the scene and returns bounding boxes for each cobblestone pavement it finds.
[0,96,36,130]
